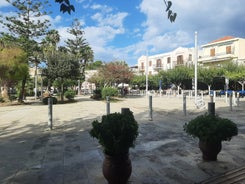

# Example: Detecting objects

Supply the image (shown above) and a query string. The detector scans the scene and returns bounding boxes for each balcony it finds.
[138,67,145,73]
[199,50,235,63]
[153,64,163,71]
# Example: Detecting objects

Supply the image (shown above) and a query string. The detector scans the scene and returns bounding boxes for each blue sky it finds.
[1,0,245,66]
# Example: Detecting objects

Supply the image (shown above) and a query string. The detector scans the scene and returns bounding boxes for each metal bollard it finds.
[208,95,215,115]
[48,97,53,130]
[106,96,110,115]
[210,95,214,103]
[183,94,186,116]
[208,102,215,116]
[149,95,153,121]
[237,93,240,107]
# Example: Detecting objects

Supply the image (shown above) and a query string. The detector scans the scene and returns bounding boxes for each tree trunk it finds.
[61,78,64,102]
[18,75,27,102]
[238,81,245,91]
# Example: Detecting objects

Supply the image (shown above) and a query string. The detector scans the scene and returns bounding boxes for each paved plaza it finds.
[0,95,245,184]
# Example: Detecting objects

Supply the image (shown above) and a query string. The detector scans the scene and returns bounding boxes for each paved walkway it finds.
[0,95,245,184]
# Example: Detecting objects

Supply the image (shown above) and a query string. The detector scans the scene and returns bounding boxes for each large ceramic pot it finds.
[199,140,222,161]
[102,154,132,184]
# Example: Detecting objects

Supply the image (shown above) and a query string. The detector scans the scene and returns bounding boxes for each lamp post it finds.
[145,51,149,95]
[194,31,198,104]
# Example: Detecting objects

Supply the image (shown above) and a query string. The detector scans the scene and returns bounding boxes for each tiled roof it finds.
[209,36,235,44]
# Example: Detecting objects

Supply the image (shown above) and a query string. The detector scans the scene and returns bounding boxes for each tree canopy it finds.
[0,47,28,100]
[1,0,51,102]
[88,61,133,88]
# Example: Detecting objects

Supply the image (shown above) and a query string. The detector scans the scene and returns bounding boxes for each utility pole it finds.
[145,51,149,95]
[194,31,198,104]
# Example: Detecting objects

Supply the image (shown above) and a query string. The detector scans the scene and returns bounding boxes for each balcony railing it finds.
[199,50,235,60]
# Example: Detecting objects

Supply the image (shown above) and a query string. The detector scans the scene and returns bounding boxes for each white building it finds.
[81,70,97,94]
[199,36,245,66]
[137,47,194,75]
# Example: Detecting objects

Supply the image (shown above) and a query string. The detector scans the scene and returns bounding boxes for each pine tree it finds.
[0,0,50,102]
[65,19,94,80]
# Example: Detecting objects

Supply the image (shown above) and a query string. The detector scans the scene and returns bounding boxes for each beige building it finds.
[199,36,245,66]
[137,47,194,75]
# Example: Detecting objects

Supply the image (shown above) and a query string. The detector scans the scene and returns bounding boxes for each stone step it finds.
[199,166,245,184]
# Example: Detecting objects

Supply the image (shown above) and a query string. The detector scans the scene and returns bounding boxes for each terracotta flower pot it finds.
[199,140,222,161]
[102,154,132,184]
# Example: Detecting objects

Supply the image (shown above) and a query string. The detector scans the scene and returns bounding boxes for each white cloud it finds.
[53,15,62,23]
[81,3,129,62]
[135,0,245,57]
[91,12,128,29]
[90,4,113,13]
[0,1,10,8]
[1,0,244,66]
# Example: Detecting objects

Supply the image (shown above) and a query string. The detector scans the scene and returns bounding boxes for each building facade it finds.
[137,36,245,76]
[137,47,194,75]
[199,36,245,66]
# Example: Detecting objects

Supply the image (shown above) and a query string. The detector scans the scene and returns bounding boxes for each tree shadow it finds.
[0,99,245,184]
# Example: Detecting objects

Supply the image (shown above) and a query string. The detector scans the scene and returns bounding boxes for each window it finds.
[141,62,144,70]
[149,60,152,67]
[210,48,215,56]
[156,59,162,67]
[226,46,231,54]
[177,55,183,65]
[167,57,171,64]
[188,54,192,61]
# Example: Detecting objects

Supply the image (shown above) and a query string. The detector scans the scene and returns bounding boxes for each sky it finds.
[0,0,245,66]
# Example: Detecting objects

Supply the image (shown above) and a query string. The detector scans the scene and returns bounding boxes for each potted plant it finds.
[183,113,238,161]
[90,109,138,184]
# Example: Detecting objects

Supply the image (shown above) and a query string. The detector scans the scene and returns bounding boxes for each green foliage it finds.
[91,89,102,100]
[130,75,146,90]
[92,61,133,87]
[42,96,58,105]
[183,113,238,143]
[42,48,81,101]
[43,50,81,80]
[64,89,76,100]
[164,0,177,22]
[167,66,193,86]
[1,0,50,102]
[0,47,28,83]
[90,110,138,156]
[102,87,118,99]
[223,63,245,82]
[0,96,4,103]
[2,0,50,55]
[86,60,103,70]
[198,66,225,87]
[65,19,94,80]
[55,0,75,14]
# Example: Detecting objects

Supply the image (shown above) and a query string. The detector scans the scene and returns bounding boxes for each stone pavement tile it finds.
[1,96,245,184]
[37,166,64,184]
[63,163,89,184]
[2,169,41,184]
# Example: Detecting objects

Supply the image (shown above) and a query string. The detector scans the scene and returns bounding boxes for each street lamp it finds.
[145,51,149,94]
[194,31,198,104]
